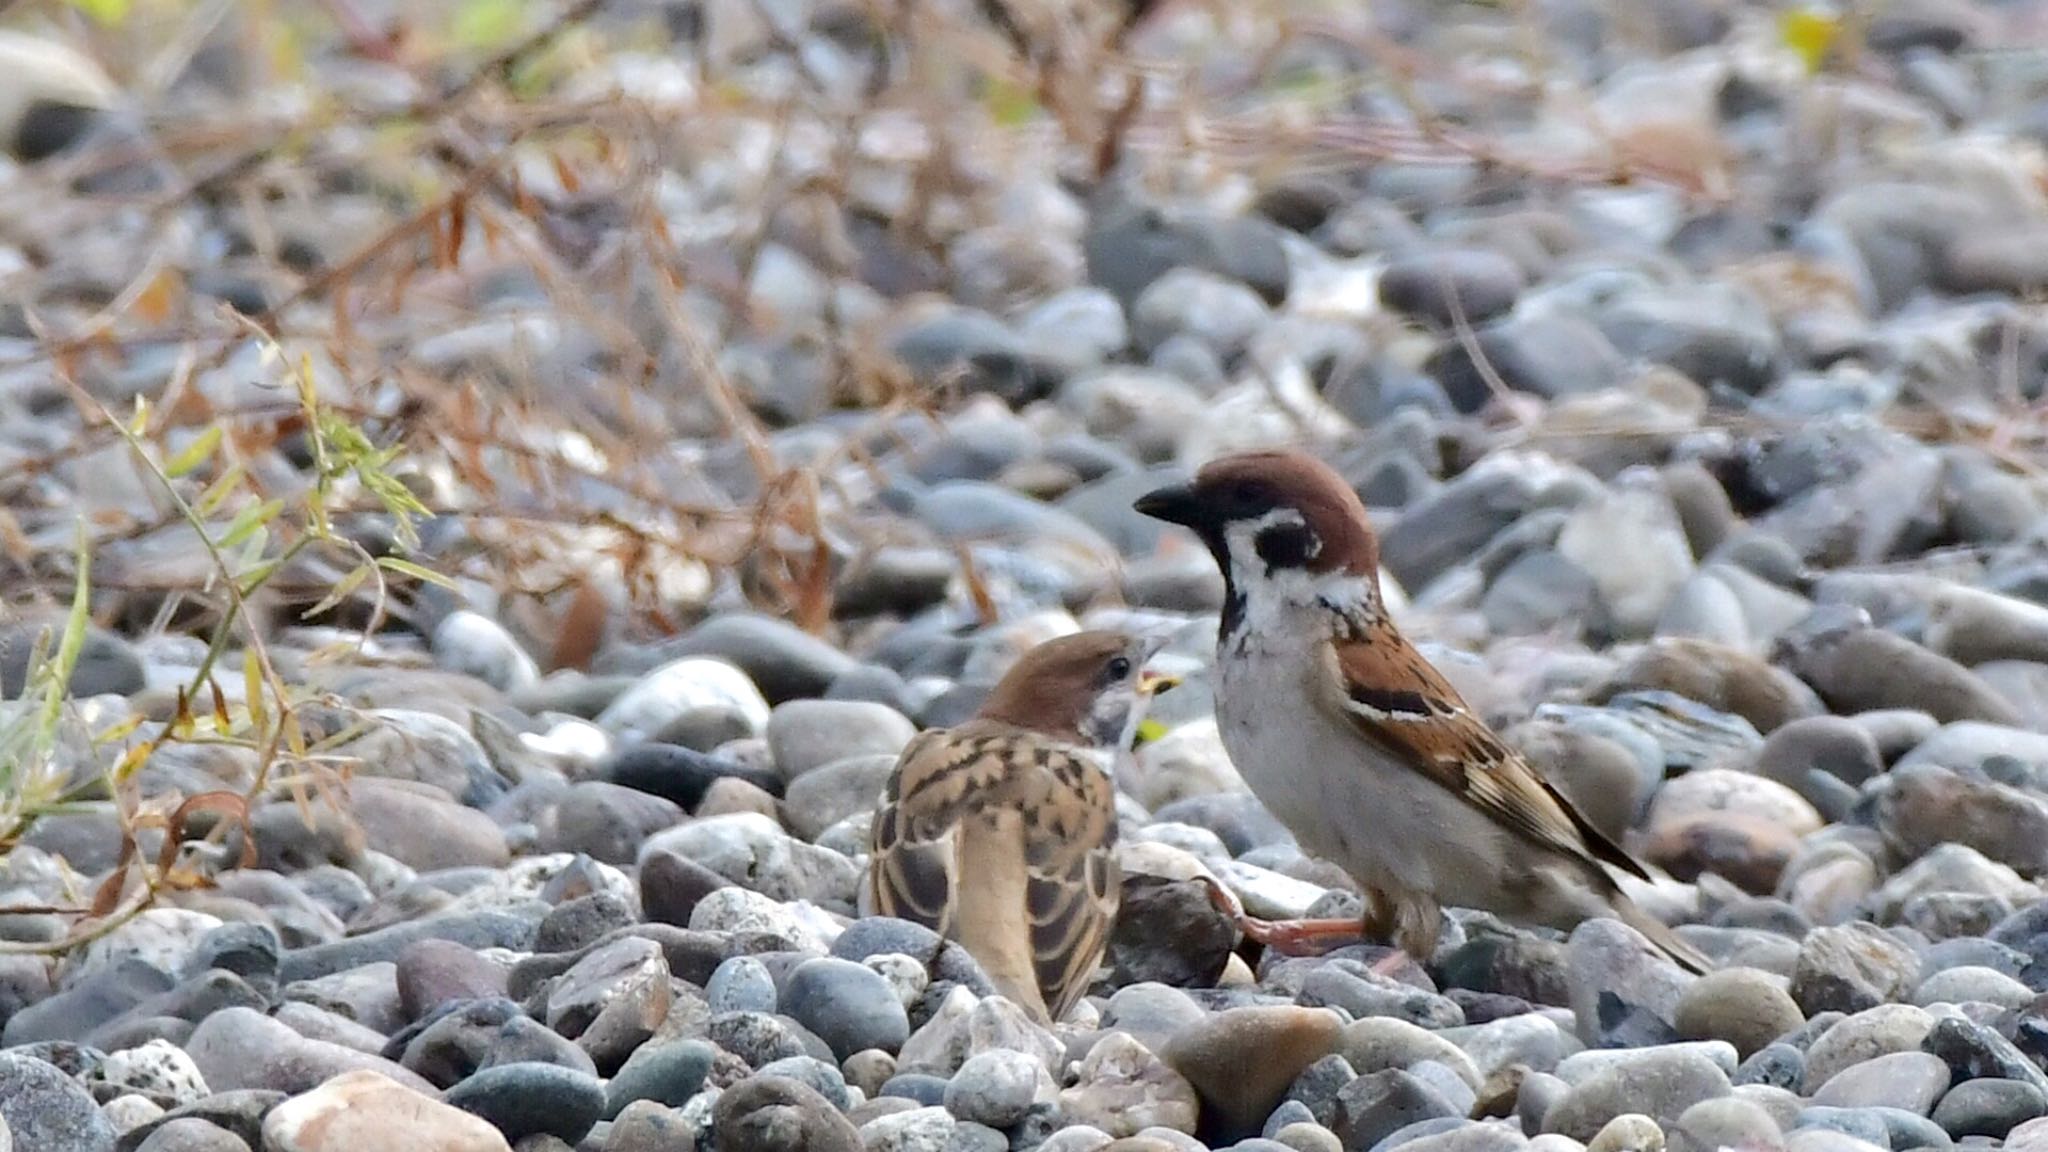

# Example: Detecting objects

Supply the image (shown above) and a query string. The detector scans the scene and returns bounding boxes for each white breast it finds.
[1213,594,1519,907]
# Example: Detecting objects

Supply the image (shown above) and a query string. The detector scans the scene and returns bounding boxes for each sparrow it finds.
[1134,449,1708,974]
[866,630,1177,1022]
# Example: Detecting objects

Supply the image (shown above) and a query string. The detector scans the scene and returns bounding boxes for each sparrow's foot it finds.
[1197,875,1366,956]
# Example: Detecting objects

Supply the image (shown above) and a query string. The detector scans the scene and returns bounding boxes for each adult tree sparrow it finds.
[867,630,1177,1022]
[1134,449,1707,974]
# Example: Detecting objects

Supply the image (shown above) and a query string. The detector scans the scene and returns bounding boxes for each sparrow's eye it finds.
[1105,655,1133,681]
[1254,523,1318,569]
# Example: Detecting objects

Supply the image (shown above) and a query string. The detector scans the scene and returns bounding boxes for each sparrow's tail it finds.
[1613,895,1711,975]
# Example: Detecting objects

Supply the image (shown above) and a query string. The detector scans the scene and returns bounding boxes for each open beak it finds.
[1139,671,1180,697]
[1134,482,1201,527]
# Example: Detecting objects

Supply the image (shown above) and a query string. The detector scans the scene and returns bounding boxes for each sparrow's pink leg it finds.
[1196,875,1370,957]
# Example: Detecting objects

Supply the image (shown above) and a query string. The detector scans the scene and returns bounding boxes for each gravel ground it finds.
[9,1,2048,1151]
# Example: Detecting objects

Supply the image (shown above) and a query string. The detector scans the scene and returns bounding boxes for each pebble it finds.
[1802,1005,1935,1090]
[711,1074,861,1152]
[261,1070,510,1152]
[1930,1078,2048,1139]
[1788,924,1920,1016]
[1807,1050,1950,1113]
[1060,1032,1201,1139]
[1162,1006,1345,1138]
[1542,1048,1732,1142]
[780,958,908,1061]
[1673,968,1804,1059]
[0,1052,116,1152]
[440,1061,607,1144]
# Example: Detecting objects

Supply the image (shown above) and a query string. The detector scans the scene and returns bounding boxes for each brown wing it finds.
[866,722,1121,1021]
[1021,744,1120,1022]
[1325,626,1651,883]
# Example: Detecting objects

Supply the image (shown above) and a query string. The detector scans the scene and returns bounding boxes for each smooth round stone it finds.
[783,753,896,841]
[1331,1069,1460,1152]
[395,938,509,1019]
[1271,1121,1344,1152]
[653,614,856,704]
[133,1116,253,1151]
[1379,248,1525,328]
[1809,1050,1950,1113]
[1162,1006,1345,1138]
[185,1006,431,1095]
[603,1039,715,1119]
[1341,1018,1482,1091]
[1040,1126,1117,1152]
[98,1038,209,1105]
[2004,1115,2048,1152]
[1669,1096,1784,1152]
[0,1053,115,1151]
[1440,1014,1574,1081]
[880,1073,951,1106]
[1130,268,1270,359]
[1542,1049,1731,1142]
[781,957,910,1062]
[604,742,782,810]
[262,1069,508,1152]
[73,909,224,989]
[1728,1041,1810,1082]
[1930,1078,2048,1139]
[441,1061,606,1144]
[712,1074,861,1152]
[603,1100,694,1152]
[1793,1106,1891,1149]
[103,1094,165,1135]
[1802,1005,1934,1090]
[1557,1043,1738,1084]
[764,700,917,782]
[859,1104,957,1152]
[1585,1113,1665,1152]
[594,656,771,744]
[183,923,282,993]
[708,956,780,1015]
[1565,919,1694,1048]
[430,610,538,692]
[946,1049,1052,1129]
[1675,969,1804,1059]
[648,814,857,910]
[1913,966,2034,1011]
[757,1056,851,1111]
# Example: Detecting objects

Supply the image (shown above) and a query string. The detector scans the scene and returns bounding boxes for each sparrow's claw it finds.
[1195,874,1367,956]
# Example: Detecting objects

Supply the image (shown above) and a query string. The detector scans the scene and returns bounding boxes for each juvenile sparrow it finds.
[1134,449,1708,974]
[866,630,1176,1022]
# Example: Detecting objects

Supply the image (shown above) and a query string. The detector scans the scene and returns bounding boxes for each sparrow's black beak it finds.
[1134,482,1201,527]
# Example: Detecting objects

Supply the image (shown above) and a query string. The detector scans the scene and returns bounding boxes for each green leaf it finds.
[375,556,457,590]
[164,425,224,479]
[194,464,246,517]
[235,558,283,597]
[218,499,285,550]
[301,563,373,618]
[1135,718,1168,745]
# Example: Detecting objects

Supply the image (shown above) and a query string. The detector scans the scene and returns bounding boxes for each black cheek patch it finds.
[1254,524,1318,569]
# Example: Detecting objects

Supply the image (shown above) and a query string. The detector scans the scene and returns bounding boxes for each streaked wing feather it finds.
[1327,629,1651,882]
[1024,758,1121,1021]
[868,724,1123,1021]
